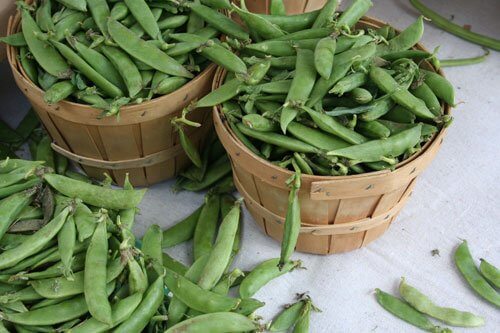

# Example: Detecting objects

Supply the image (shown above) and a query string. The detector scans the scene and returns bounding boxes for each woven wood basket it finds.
[0,0,15,61]
[6,9,215,187]
[213,17,450,254]
[243,0,327,14]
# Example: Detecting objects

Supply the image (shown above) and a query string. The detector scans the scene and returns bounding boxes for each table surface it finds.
[1,1,499,332]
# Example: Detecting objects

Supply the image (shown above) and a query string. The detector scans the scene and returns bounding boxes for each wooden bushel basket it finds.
[0,0,15,61]
[213,17,450,255]
[243,0,327,14]
[6,8,215,187]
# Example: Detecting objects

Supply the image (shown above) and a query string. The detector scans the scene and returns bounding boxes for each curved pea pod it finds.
[108,18,193,79]
[399,278,485,327]
[239,259,302,298]
[0,32,27,46]
[19,47,38,84]
[270,0,286,15]
[232,2,285,39]
[165,312,259,333]
[57,214,76,279]
[21,10,72,79]
[55,0,87,12]
[0,207,70,270]
[0,286,43,303]
[162,205,202,248]
[43,174,146,210]
[350,87,373,104]
[382,105,417,123]
[258,10,320,33]
[245,39,320,57]
[0,283,114,326]
[252,80,292,94]
[18,252,85,280]
[242,114,279,132]
[113,275,165,333]
[279,170,301,267]
[369,67,435,120]
[330,73,368,96]
[68,293,142,333]
[53,12,87,41]
[158,15,189,30]
[0,190,35,240]
[179,155,232,192]
[73,202,96,242]
[314,36,336,80]
[359,97,394,121]
[313,0,339,28]
[336,0,373,28]
[375,289,451,333]
[356,120,390,139]
[479,259,500,288]
[243,58,271,85]
[43,81,76,105]
[269,299,306,331]
[411,83,442,116]
[328,124,422,163]
[288,122,350,151]
[420,69,455,106]
[196,79,242,108]
[198,200,242,290]
[377,16,424,55]
[165,269,241,313]
[189,2,249,41]
[193,194,220,260]
[155,77,188,95]
[455,241,500,307]
[123,0,161,40]
[173,122,202,168]
[281,48,317,133]
[110,2,129,20]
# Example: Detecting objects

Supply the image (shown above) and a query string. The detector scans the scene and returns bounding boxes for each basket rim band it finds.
[234,170,416,236]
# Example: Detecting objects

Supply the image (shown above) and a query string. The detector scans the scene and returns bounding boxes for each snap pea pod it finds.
[68,293,142,333]
[420,69,455,106]
[162,205,203,248]
[158,15,189,30]
[0,178,42,199]
[356,120,390,139]
[55,0,87,12]
[43,174,146,210]
[411,82,442,116]
[479,259,500,288]
[0,286,43,303]
[440,49,490,67]
[232,3,285,39]
[256,11,320,33]
[281,48,317,133]
[377,16,424,55]
[198,200,241,290]
[17,205,43,221]
[0,283,114,326]
[179,155,233,192]
[113,275,165,333]
[293,300,312,333]
[269,299,306,331]
[43,81,76,104]
[455,241,500,307]
[369,67,435,120]
[245,39,321,56]
[400,278,485,327]
[288,122,350,151]
[328,124,422,163]
[52,12,87,41]
[189,2,249,41]
[86,0,110,38]
[193,194,220,261]
[1,245,58,275]
[36,0,55,32]
[110,2,129,21]
[242,114,279,132]
[237,123,321,154]
[0,190,34,240]
[375,289,451,333]
[239,259,302,298]
[0,33,27,46]
[0,207,70,270]
[243,58,271,85]
[244,56,296,70]
[270,0,286,15]
[19,47,38,84]
[124,0,161,40]
[18,252,86,280]
[21,9,72,79]
[359,97,394,121]
[173,121,202,168]
[32,238,89,269]
[57,214,76,279]
[382,105,416,123]
[225,116,263,158]
[196,79,241,108]
[165,312,258,333]
[330,73,368,96]
[108,18,194,78]
[279,168,301,267]
[312,0,339,28]
[314,36,336,80]
[336,0,373,28]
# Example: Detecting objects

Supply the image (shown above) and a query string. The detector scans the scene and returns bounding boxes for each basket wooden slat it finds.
[212,17,450,254]
[243,0,327,14]
[6,8,215,186]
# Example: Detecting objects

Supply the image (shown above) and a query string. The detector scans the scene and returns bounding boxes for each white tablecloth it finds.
[1,1,499,332]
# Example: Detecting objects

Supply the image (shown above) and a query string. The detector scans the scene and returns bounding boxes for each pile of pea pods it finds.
[2,0,251,116]
[195,0,454,177]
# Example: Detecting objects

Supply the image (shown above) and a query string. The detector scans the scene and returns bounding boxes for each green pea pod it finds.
[369,67,435,120]
[110,2,129,21]
[142,224,163,282]
[0,190,35,240]
[51,41,123,97]
[377,16,424,55]
[16,205,43,221]
[158,15,189,30]
[36,0,54,32]
[19,47,38,84]
[174,122,202,168]
[312,0,339,28]
[288,122,350,151]
[86,0,110,37]
[21,9,72,79]
[257,11,320,33]
[193,194,220,260]
[330,73,368,96]
[281,50,316,131]
[350,87,372,104]
[0,286,43,303]
[420,69,455,106]
[162,253,188,276]
[187,0,204,33]
[73,202,96,242]
[198,200,242,290]
[382,105,416,123]
[232,2,285,39]
[19,252,86,280]
[155,77,188,95]
[279,170,301,267]
[225,116,263,158]
[108,18,193,78]
[359,97,394,121]
[55,0,87,12]
[239,259,302,298]
[411,82,442,116]
[328,124,422,163]
[244,58,271,85]
[84,221,112,324]
[0,32,26,46]
[269,300,306,331]
[44,173,146,210]
[189,2,249,41]
[127,256,148,295]
[242,114,279,132]
[479,259,500,288]
[196,79,242,108]
[269,0,286,15]
[165,312,258,333]
[356,120,391,139]
[57,214,76,279]
[162,205,203,248]
[99,45,142,98]
[123,0,161,40]
[43,81,76,104]
[399,278,485,327]
[68,293,142,333]
[114,275,165,333]
[336,0,373,28]
[0,207,70,270]
[455,241,500,307]
[293,301,312,333]
[179,156,232,192]
[245,38,320,57]
[314,36,336,80]
[53,12,87,41]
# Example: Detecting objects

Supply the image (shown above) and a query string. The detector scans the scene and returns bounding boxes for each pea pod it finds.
[256,11,320,33]
[242,114,279,132]
[193,194,220,260]
[377,16,424,55]
[124,0,161,40]
[19,47,38,84]
[173,121,202,168]
[53,12,87,41]
[43,81,76,104]
[376,288,451,332]
[336,0,373,28]
[196,79,242,108]
[43,173,146,210]
[0,33,27,46]
[108,18,194,78]
[110,2,129,21]
[312,0,339,28]
[245,39,321,57]
[479,259,500,288]
[400,278,485,327]
[293,300,312,333]
[270,0,286,15]
[36,0,55,32]
[280,167,302,267]
[99,45,142,98]
[0,190,35,240]
[420,69,455,106]
[57,214,76,279]
[232,2,285,39]
[165,312,258,333]
[239,259,302,298]
[269,299,306,331]
[314,36,336,80]
[330,73,368,96]
[21,9,72,79]
[113,275,165,333]
[162,205,202,248]
[179,156,232,192]
[411,82,442,116]
[189,2,249,40]
[55,0,87,12]
[356,120,390,139]
[86,0,110,38]
[0,178,42,199]
[288,122,350,151]
[455,241,500,307]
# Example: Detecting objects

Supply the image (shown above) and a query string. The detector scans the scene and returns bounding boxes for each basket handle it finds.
[234,172,415,236]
